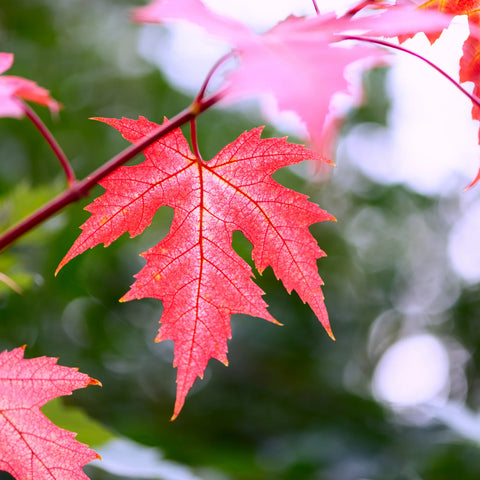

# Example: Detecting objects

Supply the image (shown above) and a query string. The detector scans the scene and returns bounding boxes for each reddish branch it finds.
[0,93,222,252]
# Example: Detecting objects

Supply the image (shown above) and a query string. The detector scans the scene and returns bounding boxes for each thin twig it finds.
[345,1,392,17]
[340,35,480,111]
[190,54,234,164]
[17,99,76,188]
[195,52,235,104]
[312,0,320,15]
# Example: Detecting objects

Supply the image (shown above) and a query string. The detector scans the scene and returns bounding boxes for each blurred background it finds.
[1,1,480,479]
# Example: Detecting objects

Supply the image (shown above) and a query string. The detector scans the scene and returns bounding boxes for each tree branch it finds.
[0,92,223,253]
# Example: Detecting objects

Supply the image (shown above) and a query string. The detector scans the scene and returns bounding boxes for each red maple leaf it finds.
[132,1,451,158]
[0,52,60,118]
[0,346,100,480]
[56,117,335,418]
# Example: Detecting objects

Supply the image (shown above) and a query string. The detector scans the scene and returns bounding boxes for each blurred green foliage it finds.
[1,1,480,480]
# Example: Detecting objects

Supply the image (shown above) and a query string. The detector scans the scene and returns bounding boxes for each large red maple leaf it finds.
[0,346,100,480]
[56,117,334,418]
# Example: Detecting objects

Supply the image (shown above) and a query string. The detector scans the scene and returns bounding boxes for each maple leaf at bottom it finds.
[56,117,335,418]
[0,346,100,480]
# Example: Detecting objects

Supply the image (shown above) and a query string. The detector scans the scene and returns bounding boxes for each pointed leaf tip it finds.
[0,347,100,478]
[326,325,336,342]
[88,377,102,387]
[464,167,480,191]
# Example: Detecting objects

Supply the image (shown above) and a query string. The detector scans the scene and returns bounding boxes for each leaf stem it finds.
[190,118,203,162]
[340,35,480,111]
[345,1,391,17]
[188,54,235,164]
[17,99,76,188]
[0,92,223,253]
[195,52,235,104]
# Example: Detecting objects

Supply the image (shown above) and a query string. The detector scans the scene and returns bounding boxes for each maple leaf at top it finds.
[0,346,100,480]
[56,116,335,418]
[132,0,452,158]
